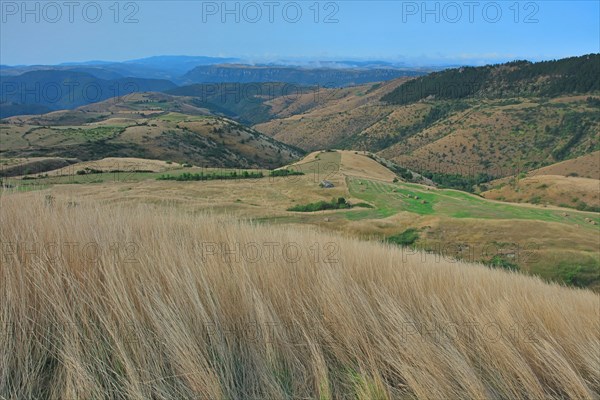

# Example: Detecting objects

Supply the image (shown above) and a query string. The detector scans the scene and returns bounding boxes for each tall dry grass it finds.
[1,192,599,399]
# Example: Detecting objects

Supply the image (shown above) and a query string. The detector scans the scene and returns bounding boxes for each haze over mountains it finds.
[0,55,434,118]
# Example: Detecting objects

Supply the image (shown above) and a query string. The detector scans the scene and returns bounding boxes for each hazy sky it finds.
[1,1,598,65]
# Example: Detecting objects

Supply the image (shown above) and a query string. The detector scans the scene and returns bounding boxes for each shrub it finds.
[269,169,304,177]
[529,196,542,204]
[157,171,264,182]
[287,198,370,212]
[387,229,419,247]
[76,168,102,175]
[484,255,519,271]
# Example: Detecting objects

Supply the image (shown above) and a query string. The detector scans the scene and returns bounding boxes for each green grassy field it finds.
[153,112,209,122]
[345,174,599,289]
[347,177,600,227]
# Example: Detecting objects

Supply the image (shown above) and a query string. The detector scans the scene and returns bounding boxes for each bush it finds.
[586,96,600,107]
[529,196,542,204]
[484,255,519,271]
[387,229,419,247]
[157,171,264,182]
[76,168,103,175]
[269,169,304,177]
[287,198,370,212]
[288,199,350,212]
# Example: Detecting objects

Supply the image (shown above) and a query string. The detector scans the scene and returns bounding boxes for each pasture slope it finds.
[482,151,600,210]
[3,150,599,290]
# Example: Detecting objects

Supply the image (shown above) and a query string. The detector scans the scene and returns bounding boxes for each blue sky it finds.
[1,1,598,66]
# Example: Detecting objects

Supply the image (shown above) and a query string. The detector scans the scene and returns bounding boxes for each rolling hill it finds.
[481,151,600,211]
[381,54,600,104]
[0,92,303,169]
[0,62,427,119]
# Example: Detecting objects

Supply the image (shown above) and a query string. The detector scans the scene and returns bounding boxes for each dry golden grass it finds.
[33,158,183,178]
[1,192,599,399]
[288,150,396,182]
[483,174,600,209]
[528,152,600,180]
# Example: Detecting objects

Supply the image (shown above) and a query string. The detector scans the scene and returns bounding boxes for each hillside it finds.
[382,54,600,104]
[481,152,600,210]
[0,93,303,169]
[1,192,598,399]
[253,55,600,183]
[482,174,600,212]
[524,151,600,179]
[253,79,408,149]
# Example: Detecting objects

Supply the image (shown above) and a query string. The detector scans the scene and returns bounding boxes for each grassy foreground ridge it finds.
[1,193,598,399]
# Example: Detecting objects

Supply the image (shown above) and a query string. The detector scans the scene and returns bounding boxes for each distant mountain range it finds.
[0,56,242,80]
[179,64,422,86]
[0,70,177,118]
[0,56,426,82]
[0,56,431,118]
